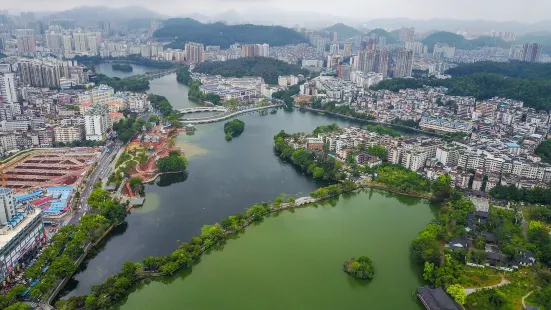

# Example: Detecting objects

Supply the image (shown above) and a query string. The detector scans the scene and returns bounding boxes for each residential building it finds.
[17,35,35,54]
[84,103,109,141]
[54,125,84,143]
[0,188,44,282]
[395,49,413,78]
[185,43,205,64]
[0,73,17,103]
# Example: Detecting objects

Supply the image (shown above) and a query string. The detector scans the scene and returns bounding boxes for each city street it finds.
[65,140,122,226]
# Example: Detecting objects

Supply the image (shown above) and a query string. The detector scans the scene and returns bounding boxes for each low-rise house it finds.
[416,286,462,310]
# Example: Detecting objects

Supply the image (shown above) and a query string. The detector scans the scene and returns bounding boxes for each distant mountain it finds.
[367,28,398,44]
[422,31,510,51]
[361,18,551,35]
[154,18,308,49]
[322,23,363,40]
[44,6,165,24]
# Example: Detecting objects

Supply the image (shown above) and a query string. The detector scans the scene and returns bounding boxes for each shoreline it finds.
[296,106,446,137]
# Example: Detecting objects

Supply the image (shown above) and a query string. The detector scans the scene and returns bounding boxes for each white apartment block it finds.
[84,104,109,141]
[54,126,84,143]
[0,73,17,103]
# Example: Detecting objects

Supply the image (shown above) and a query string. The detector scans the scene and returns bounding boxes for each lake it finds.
[94,62,156,79]
[59,70,431,308]
[120,190,434,310]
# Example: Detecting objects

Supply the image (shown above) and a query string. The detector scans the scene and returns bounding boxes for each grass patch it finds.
[465,272,536,310]
[460,266,503,288]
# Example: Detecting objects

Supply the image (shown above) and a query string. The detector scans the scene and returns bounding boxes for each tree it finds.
[446,284,466,305]
[223,119,245,138]
[313,167,325,178]
[50,254,76,278]
[148,115,160,124]
[129,177,144,195]
[432,174,453,201]
[423,261,435,283]
[343,256,375,280]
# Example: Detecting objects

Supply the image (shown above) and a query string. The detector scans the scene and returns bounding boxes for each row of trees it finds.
[63,189,341,309]
[274,130,344,181]
[156,150,188,173]
[309,100,376,121]
[309,181,357,199]
[112,111,146,143]
[94,74,149,92]
[187,80,222,105]
[74,55,174,69]
[490,184,551,205]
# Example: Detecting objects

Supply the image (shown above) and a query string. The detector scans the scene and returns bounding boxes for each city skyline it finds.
[1,1,551,24]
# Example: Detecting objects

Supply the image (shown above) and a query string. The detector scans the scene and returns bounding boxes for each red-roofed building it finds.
[32,196,53,207]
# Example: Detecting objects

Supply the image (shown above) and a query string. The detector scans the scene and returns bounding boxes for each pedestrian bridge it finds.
[178,107,228,114]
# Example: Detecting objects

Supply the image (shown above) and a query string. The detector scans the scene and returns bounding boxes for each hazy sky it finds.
[3,0,550,23]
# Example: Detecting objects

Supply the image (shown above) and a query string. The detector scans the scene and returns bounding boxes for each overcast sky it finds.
[3,0,550,23]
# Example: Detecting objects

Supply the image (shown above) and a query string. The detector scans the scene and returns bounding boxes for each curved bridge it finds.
[178,107,228,114]
[181,104,282,124]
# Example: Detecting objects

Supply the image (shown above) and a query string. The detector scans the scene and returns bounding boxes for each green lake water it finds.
[120,190,435,310]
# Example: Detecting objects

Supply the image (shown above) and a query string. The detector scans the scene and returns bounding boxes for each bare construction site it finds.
[1,148,100,191]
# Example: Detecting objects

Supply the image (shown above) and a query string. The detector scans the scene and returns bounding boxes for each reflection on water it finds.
[156,172,189,187]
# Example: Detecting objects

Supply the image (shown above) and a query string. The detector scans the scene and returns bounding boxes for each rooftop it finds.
[0,208,41,250]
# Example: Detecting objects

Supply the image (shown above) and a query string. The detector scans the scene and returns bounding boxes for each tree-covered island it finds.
[111,63,133,72]
[343,256,375,280]
[224,119,245,141]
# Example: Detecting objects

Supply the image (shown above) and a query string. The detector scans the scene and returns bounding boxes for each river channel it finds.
[120,190,434,310]
[60,72,360,298]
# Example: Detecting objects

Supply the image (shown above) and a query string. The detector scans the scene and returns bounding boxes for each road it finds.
[66,140,122,226]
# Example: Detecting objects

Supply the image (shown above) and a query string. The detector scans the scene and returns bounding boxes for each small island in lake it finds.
[112,63,134,72]
[343,256,375,280]
[224,119,245,141]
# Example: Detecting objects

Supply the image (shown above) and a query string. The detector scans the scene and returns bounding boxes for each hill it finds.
[193,57,307,84]
[422,31,509,51]
[154,18,308,49]
[322,23,362,39]
[367,28,398,44]
[372,73,551,111]
[45,6,164,21]
[446,61,551,80]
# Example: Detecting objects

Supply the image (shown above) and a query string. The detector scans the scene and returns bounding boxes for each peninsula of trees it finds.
[111,63,133,72]
[343,256,375,280]
[193,57,307,85]
[154,18,308,49]
[156,150,188,173]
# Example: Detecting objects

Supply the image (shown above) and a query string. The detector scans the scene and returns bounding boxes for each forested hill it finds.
[154,18,308,49]
[446,60,551,80]
[371,73,551,111]
[193,57,307,85]
[367,28,398,44]
[322,23,362,39]
[422,31,510,51]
